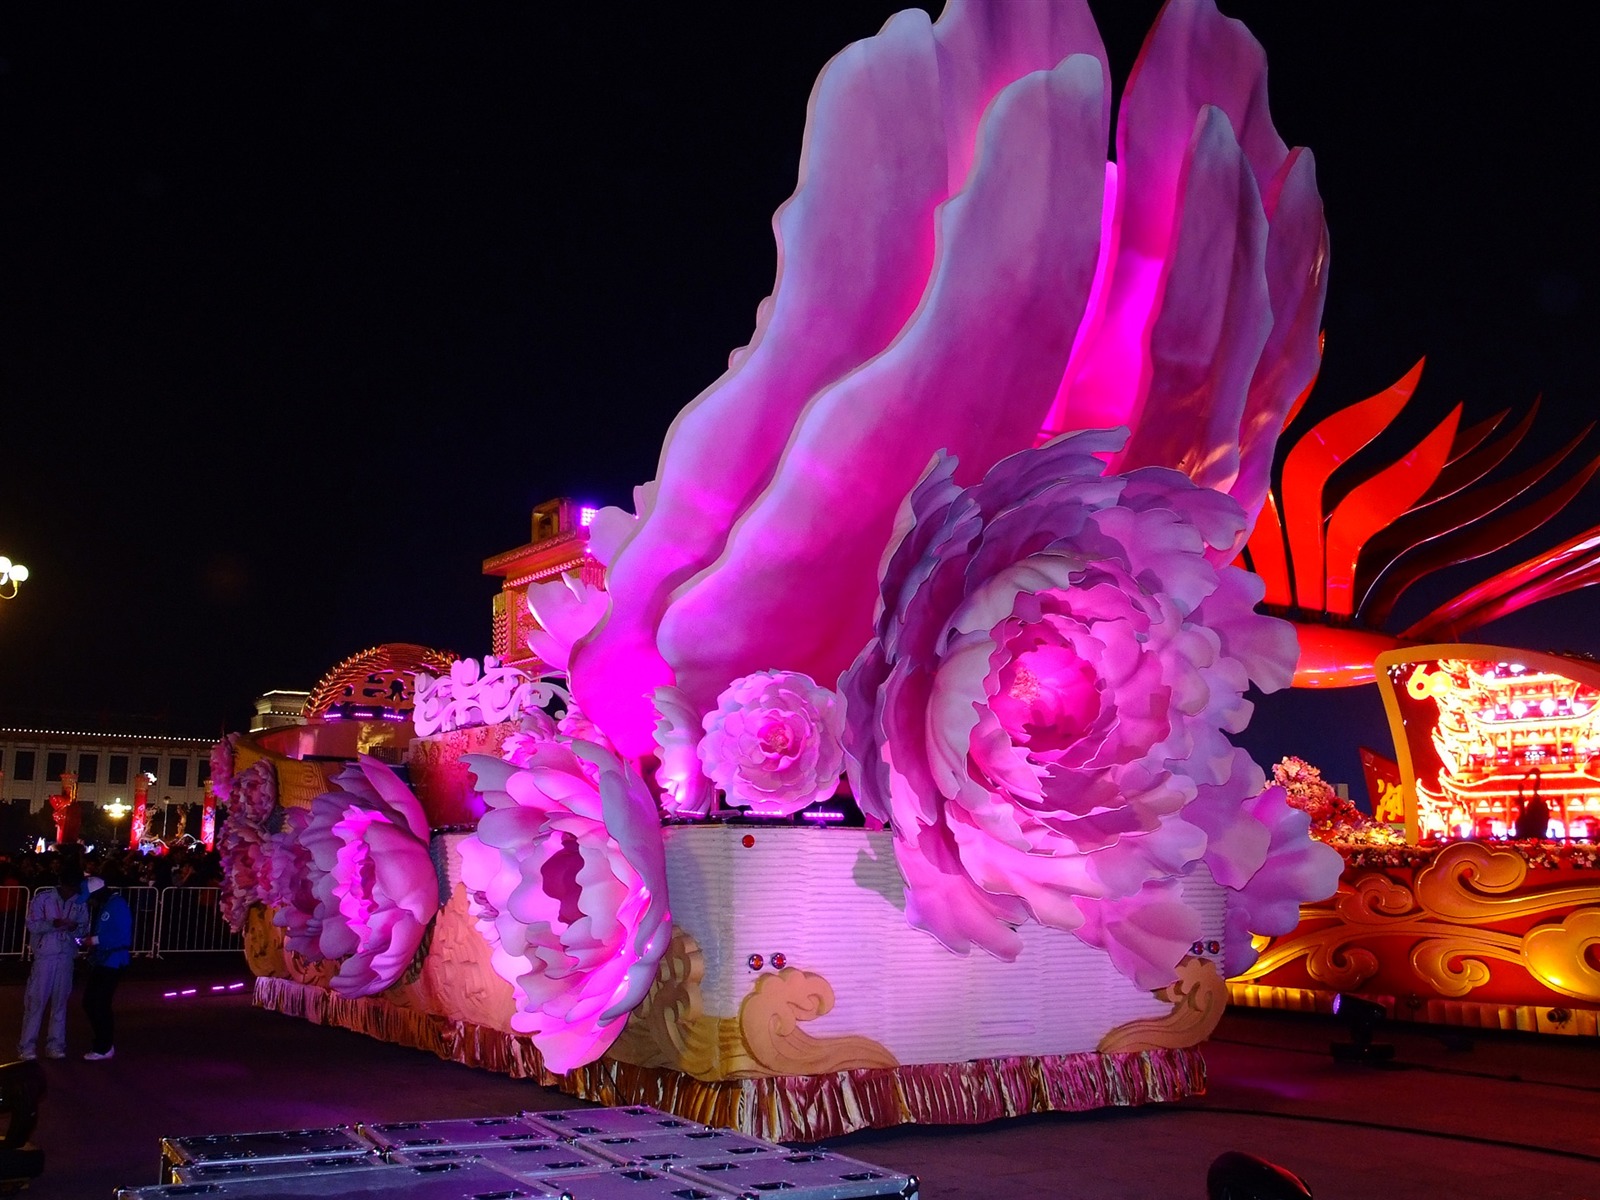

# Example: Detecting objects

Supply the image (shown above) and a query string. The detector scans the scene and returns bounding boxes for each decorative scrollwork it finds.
[607,928,897,1081]
[736,968,898,1076]
[1099,957,1227,1052]
[1237,839,1600,1006]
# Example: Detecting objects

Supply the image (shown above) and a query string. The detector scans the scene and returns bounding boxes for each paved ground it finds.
[2,958,1597,1198]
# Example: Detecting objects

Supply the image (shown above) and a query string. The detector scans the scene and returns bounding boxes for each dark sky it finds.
[2,3,1597,788]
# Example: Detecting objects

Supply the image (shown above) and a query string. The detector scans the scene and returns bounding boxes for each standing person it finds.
[80,876,132,1062]
[17,864,87,1060]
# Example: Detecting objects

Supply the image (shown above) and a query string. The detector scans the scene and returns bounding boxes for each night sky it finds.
[2,3,1597,791]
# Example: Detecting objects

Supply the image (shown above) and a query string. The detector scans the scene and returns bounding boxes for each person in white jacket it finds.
[18,864,88,1060]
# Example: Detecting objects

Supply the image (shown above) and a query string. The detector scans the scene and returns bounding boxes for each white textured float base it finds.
[661,825,1226,1063]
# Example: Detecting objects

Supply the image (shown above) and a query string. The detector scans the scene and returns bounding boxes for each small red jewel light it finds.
[771,953,786,969]
[747,954,764,971]
[1207,940,1221,954]
[741,834,755,848]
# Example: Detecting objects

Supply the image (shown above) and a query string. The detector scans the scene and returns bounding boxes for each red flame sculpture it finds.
[1241,355,1600,687]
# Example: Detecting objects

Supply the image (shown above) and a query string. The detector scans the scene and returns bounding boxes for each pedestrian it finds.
[18,863,87,1060]
[81,876,132,1062]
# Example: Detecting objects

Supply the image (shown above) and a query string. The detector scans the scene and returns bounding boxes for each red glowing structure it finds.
[1240,357,1600,686]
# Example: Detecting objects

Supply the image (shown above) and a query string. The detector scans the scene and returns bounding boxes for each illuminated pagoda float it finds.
[1396,653,1600,841]
[1223,353,1600,1032]
[229,0,1349,1137]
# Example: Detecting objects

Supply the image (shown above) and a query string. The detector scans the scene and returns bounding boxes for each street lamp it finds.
[105,797,130,822]
[0,556,28,600]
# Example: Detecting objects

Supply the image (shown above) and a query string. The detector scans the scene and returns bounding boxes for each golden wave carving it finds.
[606,928,896,1080]
[1234,841,1600,1005]
[607,927,719,1077]
[242,904,288,979]
[416,886,516,1031]
[735,968,898,1076]
[1098,956,1227,1052]
[1524,908,1600,999]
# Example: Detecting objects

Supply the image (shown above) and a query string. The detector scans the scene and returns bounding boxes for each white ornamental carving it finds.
[413,655,570,737]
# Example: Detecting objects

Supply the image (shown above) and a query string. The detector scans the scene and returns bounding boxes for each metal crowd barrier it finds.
[151,886,242,955]
[125,885,160,956]
[0,886,29,957]
[3,885,241,959]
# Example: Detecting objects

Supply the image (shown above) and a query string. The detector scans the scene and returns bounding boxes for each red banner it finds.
[1360,746,1405,825]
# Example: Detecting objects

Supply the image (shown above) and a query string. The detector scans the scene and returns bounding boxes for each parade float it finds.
[221,0,1355,1138]
[1230,645,1600,1036]
[1212,302,1600,1034]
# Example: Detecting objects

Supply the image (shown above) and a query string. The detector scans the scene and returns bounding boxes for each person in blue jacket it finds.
[80,877,132,1062]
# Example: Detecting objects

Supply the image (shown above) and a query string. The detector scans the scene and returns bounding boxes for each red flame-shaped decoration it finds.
[1241,350,1600,687]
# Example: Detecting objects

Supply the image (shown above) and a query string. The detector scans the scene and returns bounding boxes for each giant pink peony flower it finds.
[696,670,844,816]
[840,430,1333,989]
[573,0,1325,759]
[458,738,670,1072]
[292,756,441,998]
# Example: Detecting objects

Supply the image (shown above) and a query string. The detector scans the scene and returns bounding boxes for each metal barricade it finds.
[154,886,243,955]
[123,885,159,957]
[0,886,31,957]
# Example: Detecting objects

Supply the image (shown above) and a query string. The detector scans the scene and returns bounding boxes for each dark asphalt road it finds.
[2,959,1597,1199]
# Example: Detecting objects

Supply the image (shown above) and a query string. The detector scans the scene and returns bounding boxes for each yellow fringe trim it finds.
[255,977,1206,1141]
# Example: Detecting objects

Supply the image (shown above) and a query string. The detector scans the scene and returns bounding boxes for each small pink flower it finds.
[697,670,844,816]
[556,701,615,754]
[459,737,670,1072]
[650,687,716,818]
[292,756,440,998]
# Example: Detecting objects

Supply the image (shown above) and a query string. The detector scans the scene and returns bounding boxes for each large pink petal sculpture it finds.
[458,738,671,1072]
[840,430,1328,990]
[573,0,1325,758]
[287,756,441,998]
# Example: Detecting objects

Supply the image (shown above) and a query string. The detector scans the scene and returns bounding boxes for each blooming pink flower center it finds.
[757,716,794,756]
[540,832,587,927]
[992,636,1102,752]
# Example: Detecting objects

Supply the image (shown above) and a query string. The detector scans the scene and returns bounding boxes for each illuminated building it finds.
[0,727,214,818]
[249,690,310,733]
[482,497,603,671]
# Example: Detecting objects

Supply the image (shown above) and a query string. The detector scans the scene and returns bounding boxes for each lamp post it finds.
[105,797,130,848]
[0,556,28,600]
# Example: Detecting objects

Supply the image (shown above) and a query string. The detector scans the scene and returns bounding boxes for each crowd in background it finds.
[0,845,223,895]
